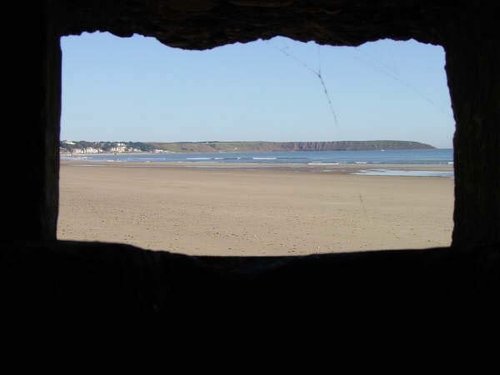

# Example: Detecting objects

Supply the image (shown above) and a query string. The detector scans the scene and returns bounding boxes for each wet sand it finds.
[58,162,454,255]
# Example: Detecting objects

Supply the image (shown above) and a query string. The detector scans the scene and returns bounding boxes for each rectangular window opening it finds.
[58,33,455,256]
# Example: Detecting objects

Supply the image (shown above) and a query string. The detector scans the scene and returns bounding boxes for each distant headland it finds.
[60,140,435,154]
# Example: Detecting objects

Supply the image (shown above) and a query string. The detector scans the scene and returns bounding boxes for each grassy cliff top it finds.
[149,140,435,153]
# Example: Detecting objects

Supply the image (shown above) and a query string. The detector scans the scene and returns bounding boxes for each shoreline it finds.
[60,159,454,175]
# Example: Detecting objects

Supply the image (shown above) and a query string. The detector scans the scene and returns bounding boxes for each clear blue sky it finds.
[61,33,454,148]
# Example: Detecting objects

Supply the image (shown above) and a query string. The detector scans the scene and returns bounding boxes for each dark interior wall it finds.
[58,0,448,47]
[40,1,61,241]
[2,0,60,241]
[443,8,500,246]
[1,241,498,315]
[1,0,498,316]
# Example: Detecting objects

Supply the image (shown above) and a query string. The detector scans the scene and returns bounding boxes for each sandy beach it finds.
[58,162,454,255]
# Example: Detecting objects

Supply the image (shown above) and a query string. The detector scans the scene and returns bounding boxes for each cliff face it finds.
[279,141,434,151]
[152,140,435,153]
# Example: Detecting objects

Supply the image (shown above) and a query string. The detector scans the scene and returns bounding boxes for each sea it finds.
[62,148,454,177]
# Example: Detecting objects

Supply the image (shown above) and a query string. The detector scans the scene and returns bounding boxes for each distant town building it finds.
[72,147,100,154]
[110,145,127,153]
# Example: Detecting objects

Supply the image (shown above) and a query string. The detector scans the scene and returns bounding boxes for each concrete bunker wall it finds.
[1,0,498,314]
